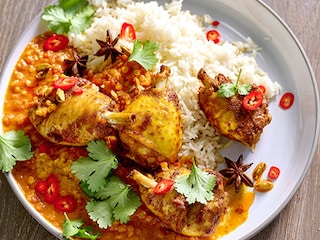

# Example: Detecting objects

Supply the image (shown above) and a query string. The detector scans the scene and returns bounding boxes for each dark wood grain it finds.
[0,0,319,239]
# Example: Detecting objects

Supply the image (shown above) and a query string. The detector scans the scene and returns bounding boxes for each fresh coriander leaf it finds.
[217,68,251,97]
[71,157,93,181]
[218,83,236,98]
[42,0,94,34]
[238,83,252,95]
[174,160,216,204]
[59,0,89,14]
[87,140,116,162]
[73,140,139,229]
[76,226,100,240]
[80,181,96,198]
[95,176,126,199]
[112,187,140,223]
[42,5,72,34]
[0,130,34,173]
[69,5,94,34]
[86,200,114,229]
[128,40,159,70]
[71,157,110,192]
[71,140,118,192]
[62,213,84,239]
[62,213,100,240]
[95,176,141,224]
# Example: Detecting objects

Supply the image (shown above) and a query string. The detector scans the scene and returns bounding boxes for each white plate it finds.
[1,0,319,239]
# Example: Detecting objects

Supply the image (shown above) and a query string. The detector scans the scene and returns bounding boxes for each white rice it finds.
[68,0,280,168]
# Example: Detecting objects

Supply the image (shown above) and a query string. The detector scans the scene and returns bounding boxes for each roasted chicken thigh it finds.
[29,80,119,146]
[118,87,182,169]
[130,164,228,237]
[198,68,272,150]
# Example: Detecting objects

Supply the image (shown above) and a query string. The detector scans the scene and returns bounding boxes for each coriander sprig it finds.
[42,0,94,34]
[218,69,252,97]
[71,140,118,193]
[86,176,140,228]
[0,130,34,173]
[174,159,216,205]
[71,140,140,229]
[62,213,100,240]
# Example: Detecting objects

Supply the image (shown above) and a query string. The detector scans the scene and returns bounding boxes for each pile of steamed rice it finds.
[68,0,280,168]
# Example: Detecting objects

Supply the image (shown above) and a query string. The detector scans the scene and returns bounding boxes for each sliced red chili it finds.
[43,34,69,52]
[54,196,77,213]
[257,85,266,94]
[268,166,280,180]
[35,180,48,195]
[212,20,220,27]
[243,91,263,111]
[279,92,294,109]
[206,30,221,44]
[44,174,60,204]
[52,77,78,90]
[120,22,136,41]
[154,179,174,194]
[72,87,83,95]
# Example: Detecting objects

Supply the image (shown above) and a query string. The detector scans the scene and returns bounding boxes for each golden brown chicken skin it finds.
[118,87,182,169]
[198,68,272,150]
[130,164,228,237]
[29,79,119,146]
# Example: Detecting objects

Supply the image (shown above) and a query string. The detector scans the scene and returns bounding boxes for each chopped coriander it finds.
[218,69,252,97]
[174,160,216,204]
[0,130,34,173]
[71,140,118,192]
[62,213,100,240]
[128,40,159,70]
[42,0,94,34]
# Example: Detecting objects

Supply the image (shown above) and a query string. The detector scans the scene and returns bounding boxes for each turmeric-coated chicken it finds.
[130,164,228,237]
[29,79,120,146]
[118,87,182,169]
[198,69,272,150]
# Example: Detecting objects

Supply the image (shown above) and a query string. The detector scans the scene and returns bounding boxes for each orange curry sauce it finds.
[2,33,254,240]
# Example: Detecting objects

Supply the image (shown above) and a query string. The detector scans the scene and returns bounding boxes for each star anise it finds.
[219,154,254,193]
[64,50,88,77]
[94,30,123,63]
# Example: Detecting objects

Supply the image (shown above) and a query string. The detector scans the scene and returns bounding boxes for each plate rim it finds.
[1,0,319,239]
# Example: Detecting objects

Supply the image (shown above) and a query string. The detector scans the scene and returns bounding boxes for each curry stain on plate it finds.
[211,184,255,239]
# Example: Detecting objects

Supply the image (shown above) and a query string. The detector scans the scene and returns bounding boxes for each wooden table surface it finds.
[0,0,319,239]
